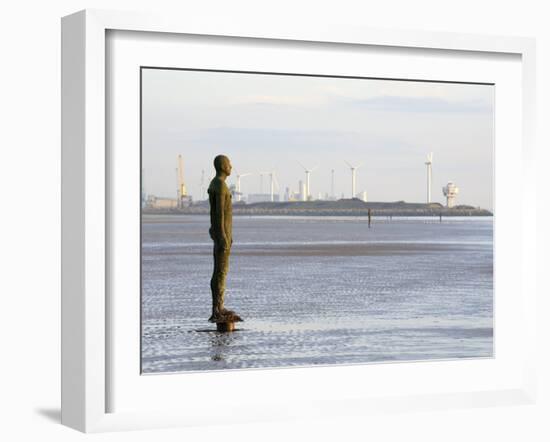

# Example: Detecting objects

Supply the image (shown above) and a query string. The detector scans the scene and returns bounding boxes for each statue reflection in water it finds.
[209,330,239,363]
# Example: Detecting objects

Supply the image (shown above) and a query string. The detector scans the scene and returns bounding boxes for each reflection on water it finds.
[209,331,239,362]
[141,215,493,373]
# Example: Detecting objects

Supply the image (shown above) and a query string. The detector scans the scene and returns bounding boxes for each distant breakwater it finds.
[143,199,493,217]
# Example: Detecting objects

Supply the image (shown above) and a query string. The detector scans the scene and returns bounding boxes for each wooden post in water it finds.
[439,212,442,223]
[368,208,372,228]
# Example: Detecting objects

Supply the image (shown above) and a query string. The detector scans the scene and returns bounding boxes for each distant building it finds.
[179,195,193,208]
[283,185,304,201]
[442,182,459,207]
[141,168,147,208]
[284,187,291,201]
[141,189,146,209]
[146,195,178,209]
[356,190,368,202]
[287,191,301,201]
[248,193,279,203]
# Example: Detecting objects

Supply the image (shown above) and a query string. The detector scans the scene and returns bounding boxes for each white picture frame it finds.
[61,9,537,433]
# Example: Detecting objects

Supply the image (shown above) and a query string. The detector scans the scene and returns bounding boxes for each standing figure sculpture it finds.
[208,154,242,329]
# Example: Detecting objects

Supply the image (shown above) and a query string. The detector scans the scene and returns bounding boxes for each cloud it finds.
[234,94,325,107]
[348,95,492,114]
[194,127,357,149]
[184,126,419,159]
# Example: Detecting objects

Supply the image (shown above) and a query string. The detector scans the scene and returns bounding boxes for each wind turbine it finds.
[259,170,280,202]
[344,160,363,199]
[235,172,252,202]
[297,161,318,201]
[425,152,433,203]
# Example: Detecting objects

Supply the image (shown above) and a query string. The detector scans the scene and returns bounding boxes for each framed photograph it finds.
[61,9,537,433]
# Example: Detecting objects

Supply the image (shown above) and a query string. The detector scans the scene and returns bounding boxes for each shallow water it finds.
[141,215,493,373]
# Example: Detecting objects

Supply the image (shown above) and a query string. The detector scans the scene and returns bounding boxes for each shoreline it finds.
[142,210,493,217]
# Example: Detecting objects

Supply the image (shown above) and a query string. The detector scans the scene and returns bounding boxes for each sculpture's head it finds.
[213,155,232,176]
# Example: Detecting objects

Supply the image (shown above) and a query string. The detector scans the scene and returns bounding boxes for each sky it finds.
[141,68,494,210]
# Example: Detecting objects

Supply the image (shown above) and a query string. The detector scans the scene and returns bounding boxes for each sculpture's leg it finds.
[210,245,230,319]
[216,248,230,312]
[210,245,221,315]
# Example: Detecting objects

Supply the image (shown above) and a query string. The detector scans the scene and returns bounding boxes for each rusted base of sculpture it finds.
[216,322,236,332]
[208,309,243,333]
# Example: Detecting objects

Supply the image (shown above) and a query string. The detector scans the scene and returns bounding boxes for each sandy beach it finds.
[141,214,493,373]
[151,241,478,257]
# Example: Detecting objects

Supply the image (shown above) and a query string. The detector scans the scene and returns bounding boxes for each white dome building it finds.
[442,182,459,208]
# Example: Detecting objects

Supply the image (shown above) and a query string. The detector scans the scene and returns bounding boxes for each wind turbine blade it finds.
[311,165,319,172]
[297,161,307,171]
[273,173,280,190]
[355,162,364,169]
[344,160,353,168]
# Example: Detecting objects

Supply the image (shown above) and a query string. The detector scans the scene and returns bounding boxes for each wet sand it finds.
[141,215,493,372]
[146,241,474,257]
